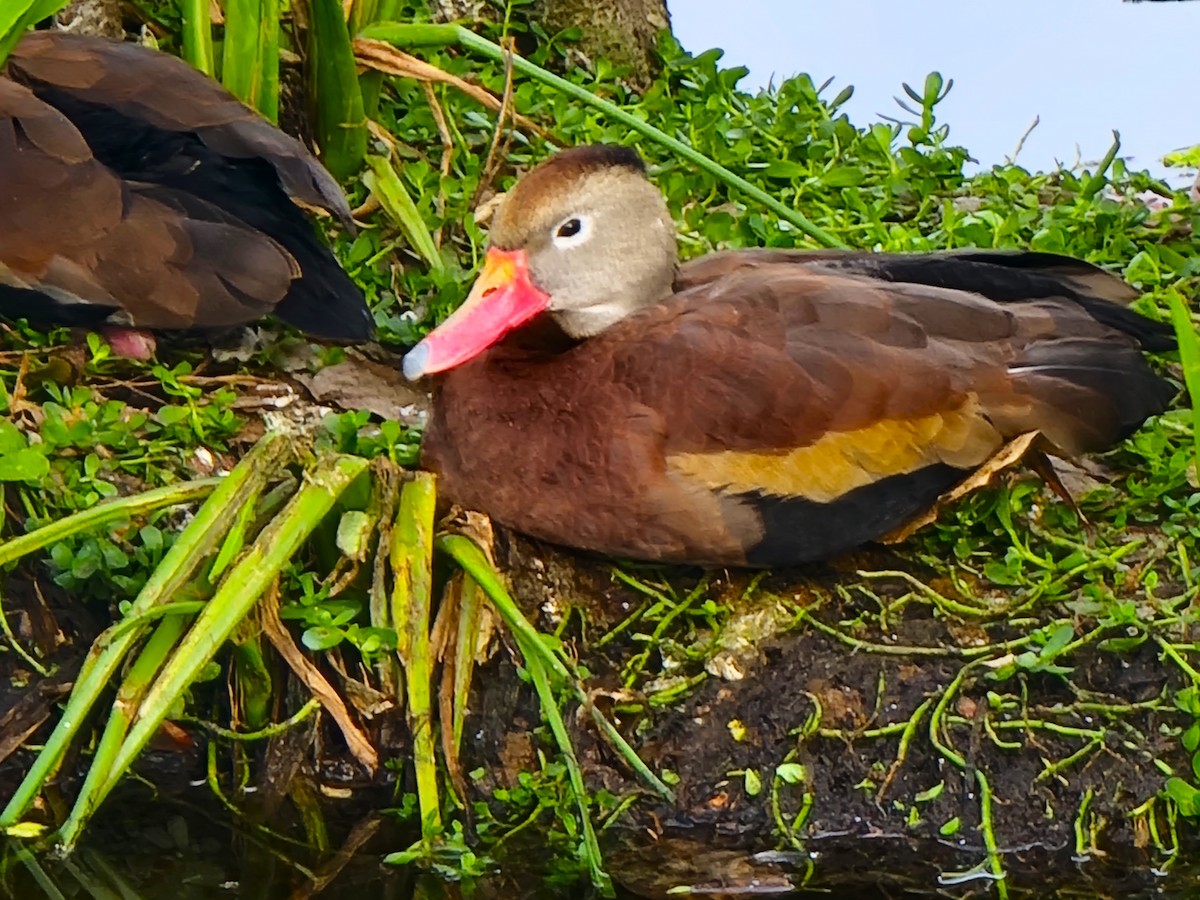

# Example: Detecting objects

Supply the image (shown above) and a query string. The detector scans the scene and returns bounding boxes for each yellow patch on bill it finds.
[667,397,1001,503]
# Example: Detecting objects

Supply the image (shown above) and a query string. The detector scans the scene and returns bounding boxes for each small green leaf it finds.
[939,816,962,836]
[0,421,27,454]
[775,762,806,784]
[821,167,866,188]
[763,160,807,180]
[914,782,945,803]
[384,848,423,866]
[1183,722,1200,754]
[0,448,49,482]
[336,510,373,560]
[302,626,345,651]
[1165,777,1200,816]
[743,768,763,797]
[4,820,49,838]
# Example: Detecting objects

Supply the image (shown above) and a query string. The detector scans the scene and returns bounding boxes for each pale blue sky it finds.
[671,0,1197,185]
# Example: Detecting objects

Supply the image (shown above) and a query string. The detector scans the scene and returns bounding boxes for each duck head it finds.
[403,145,676,380]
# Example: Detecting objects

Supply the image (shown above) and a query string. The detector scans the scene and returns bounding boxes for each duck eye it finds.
[551,214,592,248]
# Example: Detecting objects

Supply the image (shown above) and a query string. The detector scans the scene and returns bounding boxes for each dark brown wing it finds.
[4,32,372,340]
[588,262,1173,564]
[676,248,1176,350]
[7,31,352,227]
[0,78,296,329]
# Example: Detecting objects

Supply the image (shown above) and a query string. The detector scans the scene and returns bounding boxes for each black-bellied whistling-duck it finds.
[403,145,1177,567]
[0,32,372,357]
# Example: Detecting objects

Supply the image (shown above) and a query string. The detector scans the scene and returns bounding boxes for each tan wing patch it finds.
[666,396,1002,503]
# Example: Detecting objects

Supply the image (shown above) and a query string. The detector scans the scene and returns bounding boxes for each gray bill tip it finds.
[402,343,430,382]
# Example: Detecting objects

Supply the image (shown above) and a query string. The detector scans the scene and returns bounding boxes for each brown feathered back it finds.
[0,32,371,339]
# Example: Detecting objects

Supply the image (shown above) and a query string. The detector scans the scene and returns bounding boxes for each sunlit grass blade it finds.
[391,472,441,839]
[54,611,194,854]
[0,0,69,66]
[55,454,368,846]
[1167,288,1200,474]
[221,0,281,121]
[178,0,214,76]
[365,154,444,271]
[0,437,289,830]
[308,0,368,179]
[437,534,675,803]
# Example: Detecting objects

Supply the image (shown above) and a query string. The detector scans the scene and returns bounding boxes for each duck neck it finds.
[493,312,582,360]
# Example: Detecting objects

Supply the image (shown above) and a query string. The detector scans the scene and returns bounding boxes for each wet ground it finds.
[3,527,1200,898]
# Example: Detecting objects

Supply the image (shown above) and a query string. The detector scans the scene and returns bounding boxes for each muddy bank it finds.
[467,532,1200,898]
[3,518,1198,898]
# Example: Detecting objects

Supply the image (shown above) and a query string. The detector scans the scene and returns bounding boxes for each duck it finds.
[403,145,1177,567]
[0,31,372,358]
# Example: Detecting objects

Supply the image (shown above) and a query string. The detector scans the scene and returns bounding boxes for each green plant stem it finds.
[181,696,322,741]
[0,468,238,827]
[310,0,368,178]
[57,612,191,850]
[57,452,365,848]
[0,479,220,571]
[179,0,214,75]
[221,0,281,121]
[438,534,674,802]
[359,22,847,250]
[0,584,49,677]
[975,769,1007,899]
[525,650,613,897]
[391,472,442,838]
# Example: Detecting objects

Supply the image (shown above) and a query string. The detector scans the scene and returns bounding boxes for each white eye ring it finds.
[551,214,593,249]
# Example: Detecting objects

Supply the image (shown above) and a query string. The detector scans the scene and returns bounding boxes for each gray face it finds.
[499,169,678,338]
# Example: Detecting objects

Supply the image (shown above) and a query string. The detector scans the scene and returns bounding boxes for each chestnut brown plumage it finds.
[0,32,371,344]
[406,145,1177,567]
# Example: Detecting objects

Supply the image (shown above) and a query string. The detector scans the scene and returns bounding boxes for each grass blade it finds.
[221,0,281,121]
[56,612,193,854]
[365,154,444,271]
[178,0,214,76]
[308,0,368,179]
[0,437,287,829]
[391,472,442,838]
[526,650,613,896]
[61,454,368,840]
[1167,288,1200,473]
